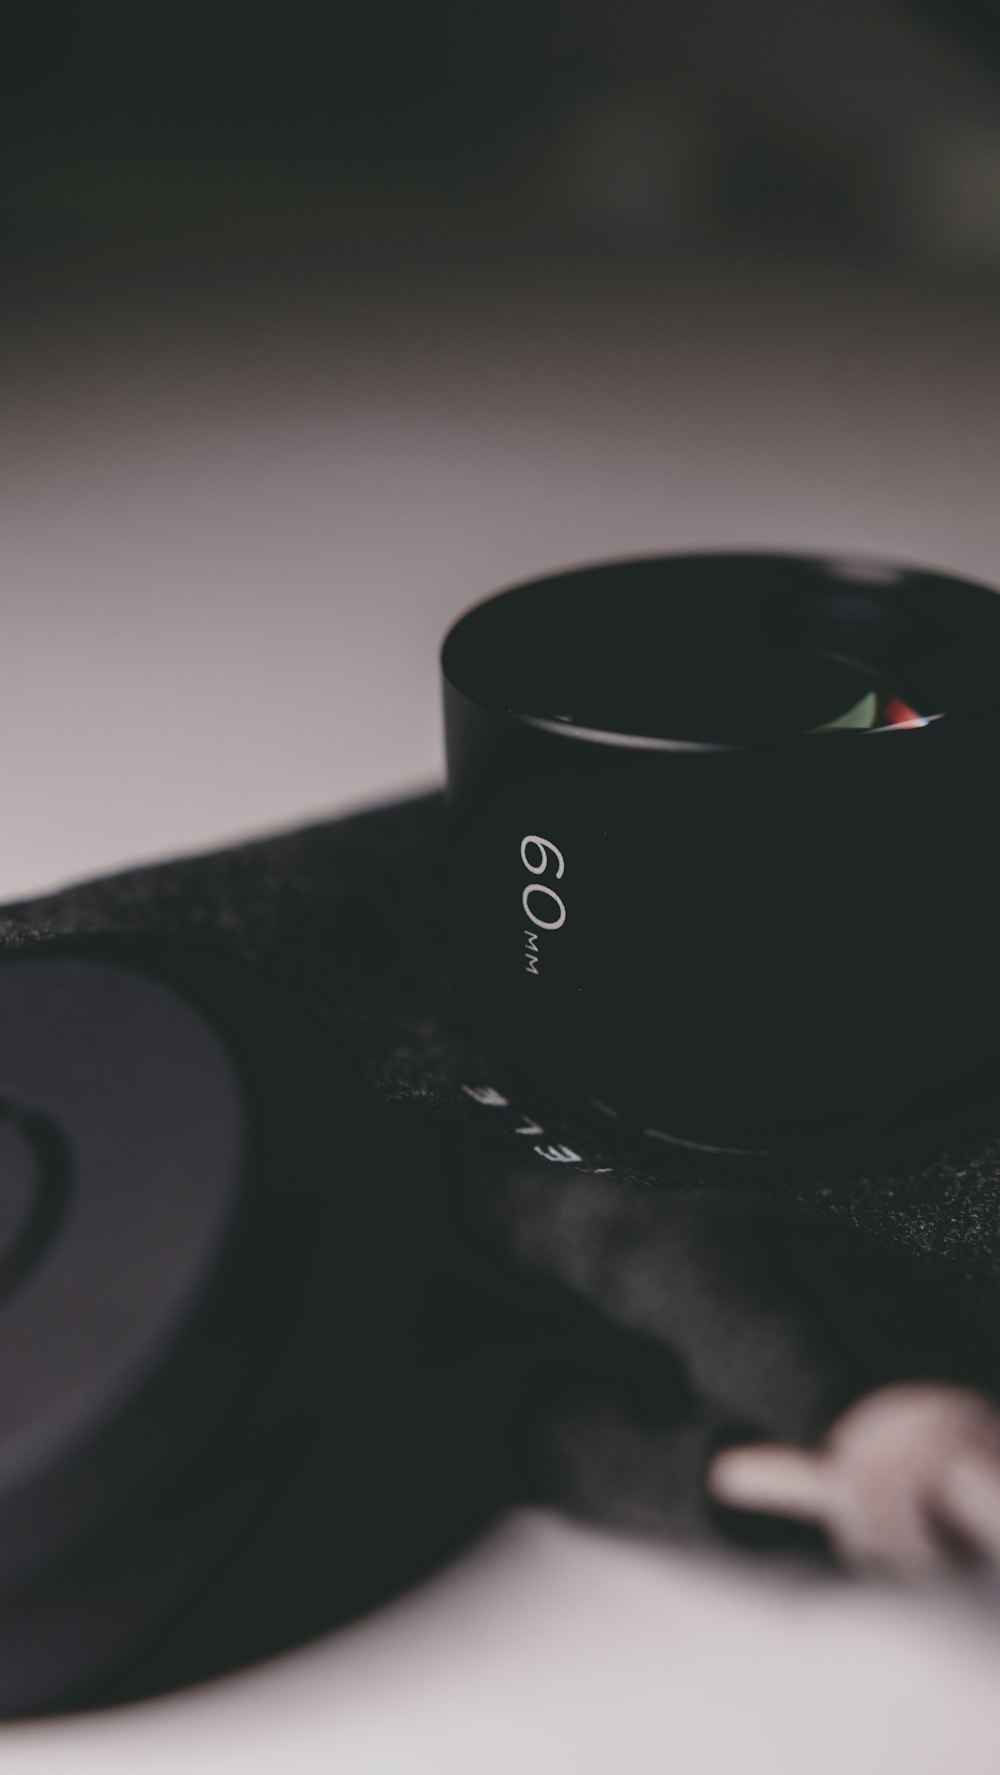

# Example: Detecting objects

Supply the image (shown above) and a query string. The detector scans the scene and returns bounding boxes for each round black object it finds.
[0,946,500,1716]
[442,551,1000,1153]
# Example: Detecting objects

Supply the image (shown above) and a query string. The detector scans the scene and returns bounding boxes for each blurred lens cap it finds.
[0,944,341,1710]
[0,953,249,1575]
[0,943,504,1714]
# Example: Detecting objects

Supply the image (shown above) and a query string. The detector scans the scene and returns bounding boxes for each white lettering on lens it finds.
[520,834,567,973]
[520,835,565,877]
[461,1084,509,1107]
[522,883,566,929]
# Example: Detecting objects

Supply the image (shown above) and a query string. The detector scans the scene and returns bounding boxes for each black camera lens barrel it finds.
[442,552,1000,1153]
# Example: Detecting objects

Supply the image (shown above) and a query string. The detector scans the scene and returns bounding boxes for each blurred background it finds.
[5,12,1000,1769]
[2,0,1000,896]
[6,0,1000,266]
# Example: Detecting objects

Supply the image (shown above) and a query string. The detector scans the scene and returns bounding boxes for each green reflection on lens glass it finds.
[810,690,878,733]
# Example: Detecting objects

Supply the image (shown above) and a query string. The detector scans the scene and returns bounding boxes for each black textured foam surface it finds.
[2,791,999,1556]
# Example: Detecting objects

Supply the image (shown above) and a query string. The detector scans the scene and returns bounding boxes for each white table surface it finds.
[2,253,1000,1770]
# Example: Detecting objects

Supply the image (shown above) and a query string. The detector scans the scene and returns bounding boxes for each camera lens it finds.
[442,552,1000,1154]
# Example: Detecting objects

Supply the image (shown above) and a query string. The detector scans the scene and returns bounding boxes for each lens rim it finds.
[441,550,1000,755]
